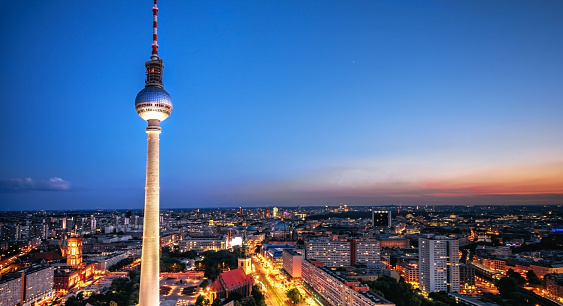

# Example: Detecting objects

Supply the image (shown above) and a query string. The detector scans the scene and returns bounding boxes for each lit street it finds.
[252,256,292,306]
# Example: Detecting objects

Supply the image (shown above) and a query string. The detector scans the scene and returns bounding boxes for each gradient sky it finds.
[1,1,563,211]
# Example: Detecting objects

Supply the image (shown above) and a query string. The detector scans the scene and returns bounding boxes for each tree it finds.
[497,277,518,297]
[525,270,542,285]
[506,269,526,286]
[224,292,243,303]
[199,250,239,280]
[508,292,539,306]
[480,293,508,306]
[195,295,208,306]
[242,298,257,306]
[428,292,458,305]
[64,296,83,306]
[211,298,223,306]
[286,288,302,304]
[200,279,210,289]
[252,285,266,306]
[367,276,424,306]
[160,255,186,272]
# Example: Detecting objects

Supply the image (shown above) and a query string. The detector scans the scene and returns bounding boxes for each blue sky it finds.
[1,1,563,210]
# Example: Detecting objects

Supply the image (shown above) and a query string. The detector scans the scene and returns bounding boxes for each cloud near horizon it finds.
[228,158,563,205]
[0,177,71,192]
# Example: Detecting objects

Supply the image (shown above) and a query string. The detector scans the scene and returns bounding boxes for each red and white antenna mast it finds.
[151,0,159,60]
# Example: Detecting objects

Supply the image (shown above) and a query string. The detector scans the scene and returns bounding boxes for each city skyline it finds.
[2,1,563,210]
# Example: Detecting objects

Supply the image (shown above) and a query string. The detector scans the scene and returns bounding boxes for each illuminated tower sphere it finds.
[136,1,172,305]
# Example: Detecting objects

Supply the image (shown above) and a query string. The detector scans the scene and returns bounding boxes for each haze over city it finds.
[2,1,563,211]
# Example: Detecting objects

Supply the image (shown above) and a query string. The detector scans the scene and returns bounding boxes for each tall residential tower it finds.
[135,1,173,305]
[419,236,460,293]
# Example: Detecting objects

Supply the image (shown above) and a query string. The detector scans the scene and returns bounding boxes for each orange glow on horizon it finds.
[419,161,563,196]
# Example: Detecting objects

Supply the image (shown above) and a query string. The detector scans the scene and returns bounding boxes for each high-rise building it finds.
[90,215,96,233]
[419,236,460,293]
[135,1,173,305]
[372,211,391,228]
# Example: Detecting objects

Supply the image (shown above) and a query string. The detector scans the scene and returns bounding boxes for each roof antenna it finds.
[151,0,159,60]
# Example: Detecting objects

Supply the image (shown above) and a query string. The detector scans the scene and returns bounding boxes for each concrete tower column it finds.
[139,121,161,306]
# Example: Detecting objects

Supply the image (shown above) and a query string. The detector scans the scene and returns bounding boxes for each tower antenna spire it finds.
[151,0,159,60]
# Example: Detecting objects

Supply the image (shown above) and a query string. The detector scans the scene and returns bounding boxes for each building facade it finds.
[305,239,351,267]
[403,262,419,284]
[282,249,303,279]
[0,277,22,306]
[180,236,226,254]
[21,265,54,305]
[306,238,381,267]
[459,263,476,290]
[2,265,55,306]
[352,239,381,264]
[545,273,563,300]
[91,252,129,271]
[261,244,295,269]
[302,259,395,306]
[419,236,460,293]
[65,237,83,268]
[372,211,391,228]
[210,268,253,302]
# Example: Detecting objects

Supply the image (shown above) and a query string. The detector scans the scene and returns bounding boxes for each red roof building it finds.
[210,268,253,301]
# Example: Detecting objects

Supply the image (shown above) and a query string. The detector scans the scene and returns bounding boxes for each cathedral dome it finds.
[273,221,289,231]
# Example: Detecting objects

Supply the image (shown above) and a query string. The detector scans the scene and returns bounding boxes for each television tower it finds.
[135,1,173,305]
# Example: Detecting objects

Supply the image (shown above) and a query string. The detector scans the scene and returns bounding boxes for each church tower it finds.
[66,234,83,268]
[238,231,252,275]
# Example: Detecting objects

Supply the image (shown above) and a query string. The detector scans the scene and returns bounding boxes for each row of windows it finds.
[137,103,172,109]
[137,108,171,114]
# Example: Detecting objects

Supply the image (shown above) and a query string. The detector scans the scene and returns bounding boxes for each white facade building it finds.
[353,239,381,264]
[0,277,22,306]
[419,236,459,293]
[180,236,226,254]
[302,259,395,306]
[282,249,303,278]
[305,238,351,267]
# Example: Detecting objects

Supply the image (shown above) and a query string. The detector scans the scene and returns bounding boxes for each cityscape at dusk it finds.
[1,2,563,306]
[2,1,563,210]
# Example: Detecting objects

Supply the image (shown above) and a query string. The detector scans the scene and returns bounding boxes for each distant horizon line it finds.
[1,202,561,213]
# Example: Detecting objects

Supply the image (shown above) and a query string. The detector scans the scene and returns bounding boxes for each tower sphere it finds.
[135,87,173,122]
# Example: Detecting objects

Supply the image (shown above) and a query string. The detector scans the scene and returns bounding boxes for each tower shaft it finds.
[139,123,161,306]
